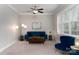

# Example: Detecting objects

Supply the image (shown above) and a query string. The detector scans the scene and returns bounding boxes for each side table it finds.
[49,35,52,41]
[69,46,79,55]
[19,35,24,41]
[71,46,79,50]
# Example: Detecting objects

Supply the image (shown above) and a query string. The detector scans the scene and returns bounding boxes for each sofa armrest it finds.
[45,34,47,39]
[25,34,30,40]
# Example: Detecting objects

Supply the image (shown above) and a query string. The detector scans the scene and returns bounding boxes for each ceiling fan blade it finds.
[26,10,31,12]
[26,9,33,12]
[38,10,43,13]
[30,8,34,10]
[38,8,43,10]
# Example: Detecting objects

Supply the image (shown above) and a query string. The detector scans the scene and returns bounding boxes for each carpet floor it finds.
[0,41,62,55]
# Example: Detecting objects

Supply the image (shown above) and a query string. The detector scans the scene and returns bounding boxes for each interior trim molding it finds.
[0,41,17,53]
[19,13,54,15]
[7,5,19,14]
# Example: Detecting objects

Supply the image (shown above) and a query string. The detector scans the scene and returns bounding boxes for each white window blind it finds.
[57,5,79,35]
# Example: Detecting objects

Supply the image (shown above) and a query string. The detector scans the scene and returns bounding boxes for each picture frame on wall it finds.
[32,22,41,29]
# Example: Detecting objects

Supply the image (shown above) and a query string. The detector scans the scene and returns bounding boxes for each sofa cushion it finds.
[29,36,45,43]
[30,36,44,39]
[30,32,45,36]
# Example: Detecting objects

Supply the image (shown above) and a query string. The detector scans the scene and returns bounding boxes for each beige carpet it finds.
[0,41,62,55]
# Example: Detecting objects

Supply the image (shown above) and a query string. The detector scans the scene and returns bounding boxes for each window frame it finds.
[57,5,79,36]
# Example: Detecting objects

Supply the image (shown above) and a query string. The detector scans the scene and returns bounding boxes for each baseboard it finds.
[0,41,17,53]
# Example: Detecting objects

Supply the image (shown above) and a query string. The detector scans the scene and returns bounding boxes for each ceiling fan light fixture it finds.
[27,5,44,14]
[33,10,38,14]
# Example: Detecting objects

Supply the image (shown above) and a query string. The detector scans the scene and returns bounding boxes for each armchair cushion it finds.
[55,43,71,51]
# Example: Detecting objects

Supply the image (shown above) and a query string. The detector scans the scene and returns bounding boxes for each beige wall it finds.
[19,15,57,36]
[0,5,19,52]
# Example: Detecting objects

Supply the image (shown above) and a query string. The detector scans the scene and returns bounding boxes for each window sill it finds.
[58,33,79,37]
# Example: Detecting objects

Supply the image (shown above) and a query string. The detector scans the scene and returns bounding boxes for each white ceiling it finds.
[8,4,70,15]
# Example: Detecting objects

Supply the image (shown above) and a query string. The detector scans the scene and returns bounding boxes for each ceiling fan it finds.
[27,5,44,14]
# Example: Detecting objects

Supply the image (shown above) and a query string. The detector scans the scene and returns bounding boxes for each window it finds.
[71,21,79,35]
[57,5,79,35]
[63,23,69,34]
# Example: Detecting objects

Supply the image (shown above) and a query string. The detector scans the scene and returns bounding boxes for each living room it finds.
[0,4,79,55]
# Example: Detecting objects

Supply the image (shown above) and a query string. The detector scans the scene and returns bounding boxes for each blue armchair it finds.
[55,36,75,52]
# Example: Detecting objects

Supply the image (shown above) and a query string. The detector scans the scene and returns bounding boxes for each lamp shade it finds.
[75,37,79,47]
[33,10,38,14]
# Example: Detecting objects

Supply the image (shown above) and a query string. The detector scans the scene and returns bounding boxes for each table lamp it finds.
[19,24,27,41]
[75,37,79,47]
